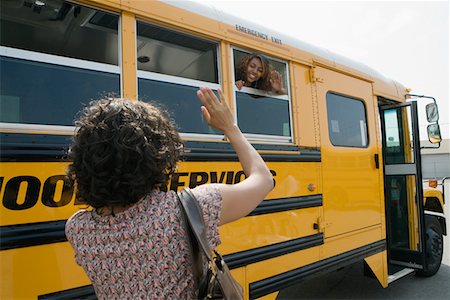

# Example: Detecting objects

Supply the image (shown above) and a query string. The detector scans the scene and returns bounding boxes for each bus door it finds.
[315,67,382,241]
[379,101,425,272]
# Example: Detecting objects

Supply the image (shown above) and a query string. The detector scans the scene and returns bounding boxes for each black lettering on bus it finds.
[42,175,74,207]
[189,172,208,188]
[210,172,226,184]
[225,171,234,184]
[270,170,277,187]
[234,171,246,184]
[170,172,189,191]
[3,176,41,210]
[74,196,87,206]
[0,170,278,210]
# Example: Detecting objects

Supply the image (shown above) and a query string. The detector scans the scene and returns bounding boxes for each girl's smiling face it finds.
[245,57,263,84]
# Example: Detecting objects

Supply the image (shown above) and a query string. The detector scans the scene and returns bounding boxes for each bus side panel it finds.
[0,243,89,299]
[181,161,322,255]
[291,63,319,148]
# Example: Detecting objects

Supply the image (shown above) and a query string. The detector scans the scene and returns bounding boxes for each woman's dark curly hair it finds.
[235,53,272,91]
[67,98,183,209]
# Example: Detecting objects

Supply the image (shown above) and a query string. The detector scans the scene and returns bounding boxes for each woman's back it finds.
[66,185,222,299]
[66,88,273,298]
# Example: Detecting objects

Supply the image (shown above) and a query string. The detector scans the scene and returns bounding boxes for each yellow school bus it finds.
[0,0,446,299]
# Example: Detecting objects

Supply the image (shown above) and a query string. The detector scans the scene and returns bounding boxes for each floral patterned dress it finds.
[65,184,222,299]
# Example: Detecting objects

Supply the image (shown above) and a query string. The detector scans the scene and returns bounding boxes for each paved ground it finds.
[277,262,450,299]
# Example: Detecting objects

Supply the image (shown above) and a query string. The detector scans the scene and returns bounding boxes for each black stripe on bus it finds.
[223,233,323,269]
[38,285,96,300]
[0,194,321,250]
[248,195,322,216]
[0,133,72,162]
[184,140,320,162]
[0,133,321,162]
[0,220,67,251]
[249,240,386,299]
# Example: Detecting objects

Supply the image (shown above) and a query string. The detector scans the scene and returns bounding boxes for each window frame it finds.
[0,3,121,134]
[136,19,223,140]
[326,91,369,148]
[0,46,121,134]
[230,46,293,144]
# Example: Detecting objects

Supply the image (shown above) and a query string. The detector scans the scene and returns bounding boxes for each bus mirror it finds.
[427,124,442,143]
[426,103,439,122]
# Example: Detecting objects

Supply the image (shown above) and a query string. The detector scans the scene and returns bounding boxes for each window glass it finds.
[0,56,120,125]
[232,49,291,141]
[236,92,290,137]
[386,175,418,251]
[0,0,119,65]
[138,79,219,135]
[0,0,120,126]
[383,107,415,164]
[326,93,368,147]
[137,21,218,83]
[137,21,220,135]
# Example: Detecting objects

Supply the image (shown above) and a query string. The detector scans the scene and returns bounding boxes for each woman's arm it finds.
[197,88,274,225]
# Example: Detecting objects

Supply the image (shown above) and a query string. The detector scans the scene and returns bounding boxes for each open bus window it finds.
[326,92,369,148]
[232,49,292,142]
[137,21,220,136]
[0,0,120,126]
[233,49,287,94]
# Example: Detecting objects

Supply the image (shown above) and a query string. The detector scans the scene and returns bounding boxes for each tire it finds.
[416,215,443,277]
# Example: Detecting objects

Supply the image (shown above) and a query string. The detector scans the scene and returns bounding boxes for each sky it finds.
[202,0,449,140]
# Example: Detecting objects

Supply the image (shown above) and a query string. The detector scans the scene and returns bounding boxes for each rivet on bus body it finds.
[307,183,316,192]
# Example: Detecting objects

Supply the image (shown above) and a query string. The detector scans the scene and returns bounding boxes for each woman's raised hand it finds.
[269,70,285,94]
[197,87,236,134]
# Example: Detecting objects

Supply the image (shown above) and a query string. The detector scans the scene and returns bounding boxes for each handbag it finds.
[177,188,244,300]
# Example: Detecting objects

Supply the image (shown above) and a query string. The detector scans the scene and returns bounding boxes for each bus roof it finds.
[162,0,407,101]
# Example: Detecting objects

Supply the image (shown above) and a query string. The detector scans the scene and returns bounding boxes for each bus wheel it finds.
[416,215,443,277]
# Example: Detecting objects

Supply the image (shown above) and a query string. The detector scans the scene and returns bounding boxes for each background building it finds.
[421,139,450,179]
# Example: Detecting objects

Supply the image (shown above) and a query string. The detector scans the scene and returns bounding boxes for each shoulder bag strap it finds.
[177,188,213,260]
[176,190,203,288]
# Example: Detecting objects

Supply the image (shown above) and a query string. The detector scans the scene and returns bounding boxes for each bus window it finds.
[326,92,369,147]
[232,49,292,142]
[136,21,220,136]
[0,0,120,127]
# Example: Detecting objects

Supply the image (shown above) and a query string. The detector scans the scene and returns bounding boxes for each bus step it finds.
[388,268,415,284]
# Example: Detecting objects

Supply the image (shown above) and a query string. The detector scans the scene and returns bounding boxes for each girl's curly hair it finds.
[67,98,183,209]
[235,53,272,91]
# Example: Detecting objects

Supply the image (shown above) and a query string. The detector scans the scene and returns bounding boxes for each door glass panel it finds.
[386,175,420,251]
[383,107,414,164]
[326,92,368,147]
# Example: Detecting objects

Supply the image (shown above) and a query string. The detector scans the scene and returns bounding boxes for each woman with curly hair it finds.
[65,87,274,299]
[235,53,286,94]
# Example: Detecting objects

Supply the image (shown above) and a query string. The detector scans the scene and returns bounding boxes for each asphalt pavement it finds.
[277,262,450,299]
